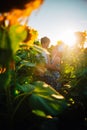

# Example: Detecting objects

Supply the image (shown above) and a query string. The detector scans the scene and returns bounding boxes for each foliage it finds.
[14,43,67,116]
[0,24,67,129]
[59,45,87,128]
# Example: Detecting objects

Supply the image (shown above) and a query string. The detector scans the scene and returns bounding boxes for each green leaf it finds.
[0,48,12,66]
[14,55,21,63]
[20,60,36,67]
[16,83,35,93]
[0,70,11,89]
[8,25,27,54]
[32,109,47,117]
[29,81,67,117]
[0,28,12,65]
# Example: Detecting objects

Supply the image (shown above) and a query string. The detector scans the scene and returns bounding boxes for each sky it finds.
[28,0,87,45]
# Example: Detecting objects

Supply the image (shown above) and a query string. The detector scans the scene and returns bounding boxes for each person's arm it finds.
[45,56,60,71]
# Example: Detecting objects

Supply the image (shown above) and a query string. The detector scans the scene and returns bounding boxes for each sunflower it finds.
[0,0,44,25]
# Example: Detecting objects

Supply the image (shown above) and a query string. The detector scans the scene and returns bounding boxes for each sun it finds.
[58,29,76,47]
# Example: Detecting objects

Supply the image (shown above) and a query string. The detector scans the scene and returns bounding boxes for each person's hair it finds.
[41,36,50,45]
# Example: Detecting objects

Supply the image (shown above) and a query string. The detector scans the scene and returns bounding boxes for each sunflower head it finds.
[0,0,44,25]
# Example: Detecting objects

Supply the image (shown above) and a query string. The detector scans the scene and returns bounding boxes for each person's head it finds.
[41,36,50,49]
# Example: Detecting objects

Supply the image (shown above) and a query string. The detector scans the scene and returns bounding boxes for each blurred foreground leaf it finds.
[28,81,67,117]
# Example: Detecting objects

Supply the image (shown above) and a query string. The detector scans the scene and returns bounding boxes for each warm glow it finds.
[49,29,77,47]
[59,29,76,46]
